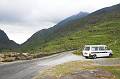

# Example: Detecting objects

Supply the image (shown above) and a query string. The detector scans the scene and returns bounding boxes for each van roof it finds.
[85,45,107,47]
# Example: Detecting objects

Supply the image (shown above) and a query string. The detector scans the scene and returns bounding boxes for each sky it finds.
[0,0,120,44]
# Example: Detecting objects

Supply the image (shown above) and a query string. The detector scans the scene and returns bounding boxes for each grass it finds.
[38,21,120,57]
[20,20,120,58]
[34,61,120,79]
[99,66,120,79]
[34,61,95,79]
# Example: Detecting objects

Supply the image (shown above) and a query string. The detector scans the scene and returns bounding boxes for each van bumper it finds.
[83,54,95,58]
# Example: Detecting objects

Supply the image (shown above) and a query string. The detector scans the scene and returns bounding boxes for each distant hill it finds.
[20,12,89,52]
[20,4,120,57]
[0,29,19,52]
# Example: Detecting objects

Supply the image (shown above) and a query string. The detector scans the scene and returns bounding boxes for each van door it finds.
[98,47,109,57]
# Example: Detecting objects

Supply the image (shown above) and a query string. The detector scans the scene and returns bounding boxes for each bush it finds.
[72,50,81,55]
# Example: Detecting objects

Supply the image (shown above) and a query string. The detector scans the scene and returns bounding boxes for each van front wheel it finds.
[85,56,89,59]
[109,53,112,57]
[93,54,97,59]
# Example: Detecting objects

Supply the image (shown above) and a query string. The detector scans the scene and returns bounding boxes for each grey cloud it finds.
[0,10,23,23]
[0,0,119,44]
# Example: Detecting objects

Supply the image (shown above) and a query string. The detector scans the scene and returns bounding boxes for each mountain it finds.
[20,12,89,53]
[0,29,19,52]
[52,3,120,33]
[20,4,120,57]
[55,12,89,28]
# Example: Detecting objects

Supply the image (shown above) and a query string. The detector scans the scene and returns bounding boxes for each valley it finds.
[0,1,120,79]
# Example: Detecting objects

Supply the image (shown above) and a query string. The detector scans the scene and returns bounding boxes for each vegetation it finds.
[34,61,119,79]
[21,21,120,57]
[72,50,82,55]
[100,66,120,79]
[34,61,95,79]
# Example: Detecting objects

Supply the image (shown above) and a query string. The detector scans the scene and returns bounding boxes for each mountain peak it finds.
[76,12,89,16]
[0,30,19,52]
[0,29,9,42]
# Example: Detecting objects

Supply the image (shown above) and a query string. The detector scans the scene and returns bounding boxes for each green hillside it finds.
[39,21,120,57]
[20,4,120,57]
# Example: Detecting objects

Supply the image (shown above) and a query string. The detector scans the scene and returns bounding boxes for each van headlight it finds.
[90,52,94,55]
[84,52,88,54]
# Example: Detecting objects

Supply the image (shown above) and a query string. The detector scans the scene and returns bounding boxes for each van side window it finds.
[91,47,98,51]
[99,47,105,51]
[84,47,90,51]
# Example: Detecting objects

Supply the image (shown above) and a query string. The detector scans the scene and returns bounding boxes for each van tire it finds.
[109,53,112,57]
[93,54,97,59]
[85,57,88,59]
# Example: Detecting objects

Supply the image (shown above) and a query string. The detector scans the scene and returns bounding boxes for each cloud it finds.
[0,0,119,44]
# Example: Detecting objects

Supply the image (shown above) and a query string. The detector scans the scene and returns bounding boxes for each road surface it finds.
[0,51,118,79]
[0,51,84,79]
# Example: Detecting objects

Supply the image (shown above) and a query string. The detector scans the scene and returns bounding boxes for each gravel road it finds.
[0,51,80,79]
[0,51,118,79]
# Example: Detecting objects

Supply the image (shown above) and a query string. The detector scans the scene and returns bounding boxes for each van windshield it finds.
[84,47,90,51]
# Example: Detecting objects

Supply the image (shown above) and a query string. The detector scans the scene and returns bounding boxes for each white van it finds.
[82,45,112,59]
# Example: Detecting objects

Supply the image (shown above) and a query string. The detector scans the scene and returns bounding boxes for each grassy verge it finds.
[34,61,120,79]
[100,66,120,79]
